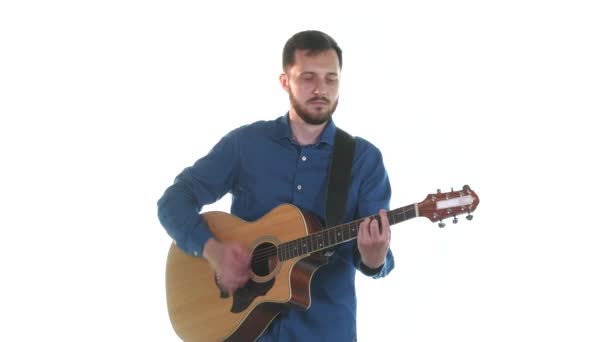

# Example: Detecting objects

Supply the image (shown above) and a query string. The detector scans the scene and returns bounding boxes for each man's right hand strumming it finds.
[203,238,252,295]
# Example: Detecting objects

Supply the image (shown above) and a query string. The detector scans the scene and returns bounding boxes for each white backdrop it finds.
[1,1,607,341]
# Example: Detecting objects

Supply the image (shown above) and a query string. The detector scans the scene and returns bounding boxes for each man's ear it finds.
[279,73,289,91]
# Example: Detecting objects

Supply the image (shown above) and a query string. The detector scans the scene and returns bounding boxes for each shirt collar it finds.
[276,112,336,146]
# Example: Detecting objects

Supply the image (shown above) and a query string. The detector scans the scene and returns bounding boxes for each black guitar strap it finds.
[325,127,356,229]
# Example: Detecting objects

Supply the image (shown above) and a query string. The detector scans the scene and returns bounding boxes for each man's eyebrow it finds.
[297,71,339,79]
[300,71,339,75]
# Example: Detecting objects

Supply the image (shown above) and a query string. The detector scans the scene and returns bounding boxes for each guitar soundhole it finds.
[251,242,278,277]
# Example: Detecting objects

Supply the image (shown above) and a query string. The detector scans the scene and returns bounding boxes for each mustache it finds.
[307,97,330,103]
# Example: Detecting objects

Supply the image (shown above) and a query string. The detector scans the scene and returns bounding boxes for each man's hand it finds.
[203,238,251,294]
[357,209,391,269]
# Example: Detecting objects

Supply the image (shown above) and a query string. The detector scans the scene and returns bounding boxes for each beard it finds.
[289,89,339,126]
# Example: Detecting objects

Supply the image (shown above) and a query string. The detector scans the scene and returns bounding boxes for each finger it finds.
[379,209,390,239]
[237,260,251,275]
[235,245,251,262]
[232,272,247,285]
[370,218,379,240]
[217,275,234,294]
[236,274,250,288]
[358,218,370,240]
[224,274,244,292]
[241,251,252,267]
[231,247,251,268]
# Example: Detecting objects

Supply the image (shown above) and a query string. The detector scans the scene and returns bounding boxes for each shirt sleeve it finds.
[157,129,240,257]
[352,144,395,278]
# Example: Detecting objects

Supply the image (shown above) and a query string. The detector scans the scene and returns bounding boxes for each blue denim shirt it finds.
[158,114,394,341]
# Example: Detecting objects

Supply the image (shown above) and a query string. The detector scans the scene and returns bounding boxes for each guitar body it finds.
[165,186,480,341]
[165,204,327,342]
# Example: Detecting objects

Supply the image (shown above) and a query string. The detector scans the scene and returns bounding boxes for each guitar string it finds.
[247,214,384,263]
[244,205,417,263]
[248,224,358,264]
[247,208,417,264]
[224,200,474,265]
[248,208,417,263]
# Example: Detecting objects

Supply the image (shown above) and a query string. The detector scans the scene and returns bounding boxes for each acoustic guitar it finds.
[165,185,480,341]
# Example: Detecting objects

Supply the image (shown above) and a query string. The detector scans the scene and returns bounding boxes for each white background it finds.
[1,1,607,341]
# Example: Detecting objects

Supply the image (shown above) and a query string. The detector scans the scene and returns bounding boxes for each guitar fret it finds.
[293,239,298,258]
[282,243,287,261]
[319,232,324,250]
[306,235,312,253]
[318,232,323,250]
[319,231,325,250]
[320,230,325,248]
[308,234,314,253]
[296,238,301,257]
[278,203,421,261]
[281,241,286,260]
[389,212,397,225]
[283,243,288,260]
[288,240,293,259]
[320,232,325,249]
[333,229,340,245]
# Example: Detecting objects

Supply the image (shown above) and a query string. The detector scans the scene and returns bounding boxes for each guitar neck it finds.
[277,204,417,261]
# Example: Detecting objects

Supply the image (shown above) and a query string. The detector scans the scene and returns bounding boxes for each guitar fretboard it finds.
[277,204,417,261]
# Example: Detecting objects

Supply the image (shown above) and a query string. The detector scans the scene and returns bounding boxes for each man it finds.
[158,30,394,341]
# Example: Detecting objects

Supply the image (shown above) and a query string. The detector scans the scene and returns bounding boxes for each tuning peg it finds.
[466,213,473,221]
[438,220,446,228]
[453,217,458,224]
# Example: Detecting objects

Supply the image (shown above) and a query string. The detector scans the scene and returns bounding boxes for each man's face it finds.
[281,49,341,125]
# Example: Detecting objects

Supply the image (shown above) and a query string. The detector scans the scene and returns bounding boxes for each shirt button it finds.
[297,185,302,191]
[301,156,307,162]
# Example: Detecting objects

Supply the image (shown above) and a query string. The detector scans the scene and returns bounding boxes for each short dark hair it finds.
[282,30,343,71]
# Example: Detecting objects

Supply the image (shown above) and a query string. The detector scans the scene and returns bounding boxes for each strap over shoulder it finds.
[325,127,355,228]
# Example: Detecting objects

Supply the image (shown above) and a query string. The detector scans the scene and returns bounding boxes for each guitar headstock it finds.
[418,185,480,228]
